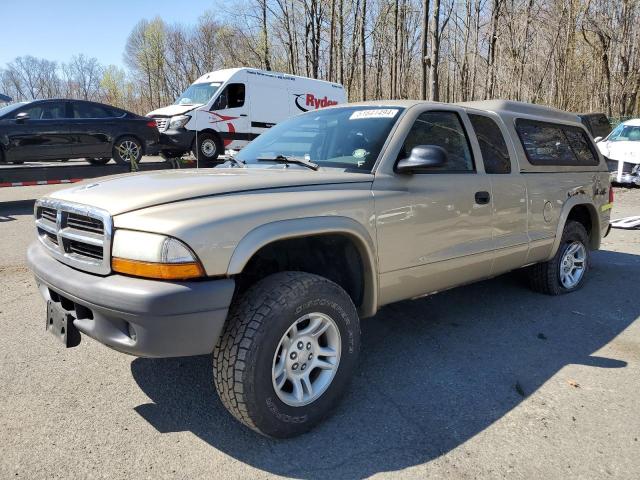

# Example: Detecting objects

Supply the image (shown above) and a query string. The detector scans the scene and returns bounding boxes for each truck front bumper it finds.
[158,129,195,155]
[27,241,235,358]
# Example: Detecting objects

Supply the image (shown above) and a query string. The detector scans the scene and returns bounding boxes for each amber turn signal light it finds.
[112,257,204,280]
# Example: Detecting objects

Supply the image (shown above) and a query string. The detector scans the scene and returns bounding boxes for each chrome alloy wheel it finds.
[272,312,341,407]
[117,140,140,163]
[559,241,587,289]
[201,139,217,157]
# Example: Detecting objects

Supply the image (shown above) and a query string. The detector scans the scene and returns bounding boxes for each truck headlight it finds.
[168,115,190,129]
[111,230,204,280]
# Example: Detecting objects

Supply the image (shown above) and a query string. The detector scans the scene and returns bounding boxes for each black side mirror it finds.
[15,112,30,123]
[396,145,447,173]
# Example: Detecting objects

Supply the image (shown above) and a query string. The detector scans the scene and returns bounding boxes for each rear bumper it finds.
[27,241,235,358]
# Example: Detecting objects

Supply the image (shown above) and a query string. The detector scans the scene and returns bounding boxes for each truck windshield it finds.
[606,124,640,142]
[175,82,222,106]
[236,106,404,172]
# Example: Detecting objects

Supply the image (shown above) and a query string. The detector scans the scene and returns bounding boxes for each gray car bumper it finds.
[27,241,235,358]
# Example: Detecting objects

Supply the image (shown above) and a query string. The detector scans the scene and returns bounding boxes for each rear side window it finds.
[72,102,112,119]
[401,111,474,172]
[468,113,511,174]
[515,119,598,166]
[105,106,126,117]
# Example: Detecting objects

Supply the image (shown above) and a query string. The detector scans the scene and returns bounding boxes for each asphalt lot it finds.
[1,183,639,479]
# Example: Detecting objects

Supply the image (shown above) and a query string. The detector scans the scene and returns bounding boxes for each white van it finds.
[147,68,346,161]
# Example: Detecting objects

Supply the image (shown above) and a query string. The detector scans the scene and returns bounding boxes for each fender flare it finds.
[227,216,379,318]
[546,195,601,261]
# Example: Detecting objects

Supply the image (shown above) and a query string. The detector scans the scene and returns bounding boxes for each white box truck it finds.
[147,68,347,161]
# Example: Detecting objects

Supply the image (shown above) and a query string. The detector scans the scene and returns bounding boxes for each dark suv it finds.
[0,99,159,165]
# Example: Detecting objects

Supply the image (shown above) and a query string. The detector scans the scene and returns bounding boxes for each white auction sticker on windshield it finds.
[349,109,399,120]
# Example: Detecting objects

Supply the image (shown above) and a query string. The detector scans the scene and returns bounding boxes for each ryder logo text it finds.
[294,93,339,112]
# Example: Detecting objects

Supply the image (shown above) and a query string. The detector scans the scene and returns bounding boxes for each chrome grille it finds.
[154,117,169,132]
[67,212,104,234]
[35,199,112,275]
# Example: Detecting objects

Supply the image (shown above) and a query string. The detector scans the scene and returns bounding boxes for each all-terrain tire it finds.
[528,220,590,295]
[213,271,360,438]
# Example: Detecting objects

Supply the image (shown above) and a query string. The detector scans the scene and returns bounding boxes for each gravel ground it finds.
[0,183,639,479]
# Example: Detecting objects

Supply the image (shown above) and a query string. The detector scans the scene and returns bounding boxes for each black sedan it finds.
[0,99,159,165]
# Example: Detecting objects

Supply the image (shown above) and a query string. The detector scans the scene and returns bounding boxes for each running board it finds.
[611,216,640,229]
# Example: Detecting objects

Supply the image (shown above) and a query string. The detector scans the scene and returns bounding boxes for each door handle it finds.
[475,191,491,205]
[239,114,248,117]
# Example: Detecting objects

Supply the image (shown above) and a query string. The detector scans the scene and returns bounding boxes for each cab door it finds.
[466,112,528,275]
[373,107,494,306]
[7,101,72,162]
[68,101,115,158]
[204,82,250,150]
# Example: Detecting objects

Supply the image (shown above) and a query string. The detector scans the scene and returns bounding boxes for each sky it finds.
[0,0,218,68]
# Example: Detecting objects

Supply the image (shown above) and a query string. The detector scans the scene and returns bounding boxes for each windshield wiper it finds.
[257,155,319,171]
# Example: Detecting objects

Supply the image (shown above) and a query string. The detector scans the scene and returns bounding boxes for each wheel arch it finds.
[113,134,146,155]
[547,197,601,260]
[227,217,378,318]
[192,129,223,150]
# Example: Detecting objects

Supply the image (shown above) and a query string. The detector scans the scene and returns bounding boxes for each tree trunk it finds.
[361,0,367,101]
[487,0,501,99]
[420,0,430,100]
[261,0,271,70]
[428,0,440,101]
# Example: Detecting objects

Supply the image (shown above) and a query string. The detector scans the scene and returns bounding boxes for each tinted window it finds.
[213,83,245,109]
[400,111,474,172]
[516,119,598,166]
[19,102,67,120]
[468,113,511,174]
[72,102,111,119]
[105,106,126,117]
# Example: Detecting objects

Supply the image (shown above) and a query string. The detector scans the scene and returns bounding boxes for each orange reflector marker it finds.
[112,257,204,280]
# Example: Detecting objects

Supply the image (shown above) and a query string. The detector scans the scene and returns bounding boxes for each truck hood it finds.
[146,104,201,117]
[47,168,374,216]
[598,140,640,164]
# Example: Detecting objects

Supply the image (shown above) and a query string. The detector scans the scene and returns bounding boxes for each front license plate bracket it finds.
[46,300,81,348]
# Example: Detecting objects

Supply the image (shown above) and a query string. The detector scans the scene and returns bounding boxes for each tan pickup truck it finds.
[28,100,613,438]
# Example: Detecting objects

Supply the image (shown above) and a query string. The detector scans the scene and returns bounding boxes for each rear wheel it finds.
[528,221,590,295]
[213,271,360,438]
[87,158,111,166]
[113,136,143,166]
[193,132,221,163]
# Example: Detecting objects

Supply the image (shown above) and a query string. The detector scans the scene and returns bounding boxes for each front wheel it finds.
[213,271,360,438]
[112,136,143,166]
[528,220,590,295]
[193,132,221,162]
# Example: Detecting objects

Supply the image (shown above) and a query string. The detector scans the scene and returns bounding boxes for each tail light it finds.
[146,120,157,129]
[609,185,614,204]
